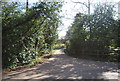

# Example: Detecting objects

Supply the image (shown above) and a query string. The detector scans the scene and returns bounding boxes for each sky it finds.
[58,0,120,39]
[6,0,120,38]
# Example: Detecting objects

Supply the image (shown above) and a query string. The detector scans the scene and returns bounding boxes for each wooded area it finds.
[2,1,119,70]
[65,3,120,62]
[2,1,62,69]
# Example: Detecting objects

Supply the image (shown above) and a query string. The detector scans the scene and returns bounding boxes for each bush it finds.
[2,2,62,69]
[65,3,118,62]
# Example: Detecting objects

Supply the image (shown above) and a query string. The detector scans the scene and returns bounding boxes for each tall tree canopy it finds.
[65,3,119,61]
[2,1,62,69]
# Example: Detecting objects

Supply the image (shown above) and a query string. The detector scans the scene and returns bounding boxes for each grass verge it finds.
[3,49,57,73]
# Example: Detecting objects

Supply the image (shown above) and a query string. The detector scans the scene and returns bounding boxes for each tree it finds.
[65,3,118,61]
[2,2,62,69]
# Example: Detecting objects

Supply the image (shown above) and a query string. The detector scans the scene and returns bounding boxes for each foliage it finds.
[65,3,119,62]
[53,43,65,49]
[2,2,62,69]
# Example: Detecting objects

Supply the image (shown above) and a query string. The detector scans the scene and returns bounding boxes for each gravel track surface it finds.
[2,49,119,80]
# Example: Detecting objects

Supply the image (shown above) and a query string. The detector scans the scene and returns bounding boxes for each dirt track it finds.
[2,49,119,80]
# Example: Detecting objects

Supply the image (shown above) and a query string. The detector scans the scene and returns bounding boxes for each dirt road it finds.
[3,49,119,80]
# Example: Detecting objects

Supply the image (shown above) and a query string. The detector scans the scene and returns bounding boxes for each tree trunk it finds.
[26,0,28,12]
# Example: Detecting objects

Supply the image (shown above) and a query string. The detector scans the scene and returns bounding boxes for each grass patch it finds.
[53,43,65,50]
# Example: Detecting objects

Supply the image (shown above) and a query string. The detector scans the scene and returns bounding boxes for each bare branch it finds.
[72,1,88,8]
